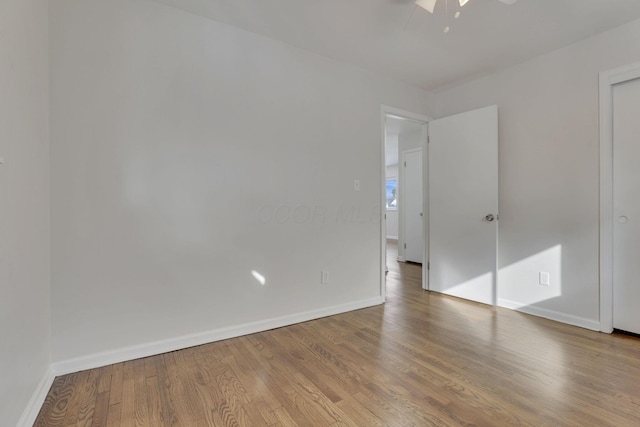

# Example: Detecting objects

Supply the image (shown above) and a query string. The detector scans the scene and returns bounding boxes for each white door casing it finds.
[428,105,499,305]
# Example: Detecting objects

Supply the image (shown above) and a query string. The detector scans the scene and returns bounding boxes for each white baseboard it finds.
[386,236,398,240]
[16,366,56,427]
[498,299,601,331]
[396,256,405,262]
[52,296,384,376]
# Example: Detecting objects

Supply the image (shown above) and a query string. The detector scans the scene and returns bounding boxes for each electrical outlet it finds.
[539,272,550,286]
[321,271,329,284]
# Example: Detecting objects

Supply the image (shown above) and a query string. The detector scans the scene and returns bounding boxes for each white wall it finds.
[50,0,432,364]
[430,18,640,328]
[386,210,398,240]
[399,127,422,152]
[0,0,51,425]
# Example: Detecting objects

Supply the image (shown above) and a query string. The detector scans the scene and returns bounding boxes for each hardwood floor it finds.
[36,241,640,426]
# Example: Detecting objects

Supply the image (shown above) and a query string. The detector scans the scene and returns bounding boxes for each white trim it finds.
[396,256,406,262]
[382,105,432,124]
[421,124,430,291]
[599,61,640,333]
[380,108,389,301]
[498,299,601,332]
[51,297,384,376]
[16,367,56,427]
[386,235,398,240]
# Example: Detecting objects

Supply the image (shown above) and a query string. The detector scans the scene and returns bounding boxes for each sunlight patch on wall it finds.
[498,245,562,307]
[251,270,266,286]
[438,271,494,304]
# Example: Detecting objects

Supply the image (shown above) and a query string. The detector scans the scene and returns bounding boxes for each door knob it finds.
[484,214,495,222]
[420,212,424,217]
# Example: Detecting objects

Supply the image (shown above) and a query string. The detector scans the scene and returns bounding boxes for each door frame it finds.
[380,105,431,299]
[400,147,423,265]
[599,61,640,333]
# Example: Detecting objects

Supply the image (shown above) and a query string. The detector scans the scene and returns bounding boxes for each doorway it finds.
[380,106,430,298]
[380,105,499,304]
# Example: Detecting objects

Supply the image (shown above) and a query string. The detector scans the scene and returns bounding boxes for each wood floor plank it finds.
[34,241,640,426]
[132,358,149,426]
[171,349,214,423]
[119,361,135,427]
[144,356,158,379]
[76,369,99,427]
[35,376,73,427]
[151,353,180,426]
[90,391,110,427]
[105,402,121,427]
[61,371,89,427]
[144,375,163,427]
[108,363,123,407]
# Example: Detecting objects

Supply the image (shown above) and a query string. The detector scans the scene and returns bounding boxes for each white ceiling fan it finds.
[416,0,519,15]
[415,0,519,32]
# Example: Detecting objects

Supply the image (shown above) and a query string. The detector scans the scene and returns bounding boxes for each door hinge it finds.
[427,261,430,270]
[427,135,430,144]
[404,243,407,249]
[404,161,407,167]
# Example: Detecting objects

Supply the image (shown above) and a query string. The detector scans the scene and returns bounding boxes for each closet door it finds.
[613,77,640,335]
[403,148,424,264]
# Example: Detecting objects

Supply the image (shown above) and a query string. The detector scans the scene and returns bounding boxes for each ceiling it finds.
[155,0,640,91]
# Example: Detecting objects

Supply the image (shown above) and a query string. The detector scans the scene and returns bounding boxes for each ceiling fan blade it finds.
[416,0,517,16]
[415,0,437,14]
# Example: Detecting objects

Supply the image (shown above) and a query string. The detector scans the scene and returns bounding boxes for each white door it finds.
[613,77,640,335]
[428,105,498,305]
[403,149,424,263]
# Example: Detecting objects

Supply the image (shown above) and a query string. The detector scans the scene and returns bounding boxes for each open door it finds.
[428,105,498,305]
